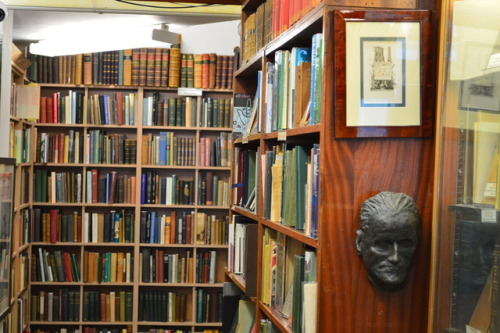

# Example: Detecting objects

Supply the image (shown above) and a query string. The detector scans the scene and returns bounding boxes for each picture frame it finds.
[334,10,433,138]
[0,158,15,320]
[459,72,500,112]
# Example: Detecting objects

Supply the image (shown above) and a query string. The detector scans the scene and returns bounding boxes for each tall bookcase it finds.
[9,49,33,333]
[26,82,233,333]
[227,0,437,332]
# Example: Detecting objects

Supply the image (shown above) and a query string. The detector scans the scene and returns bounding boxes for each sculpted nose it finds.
[388,243,401,263]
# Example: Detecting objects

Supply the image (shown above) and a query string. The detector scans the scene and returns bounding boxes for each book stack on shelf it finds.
[27,47,235,90]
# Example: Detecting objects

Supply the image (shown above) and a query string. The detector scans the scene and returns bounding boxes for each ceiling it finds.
[11,8,240,44]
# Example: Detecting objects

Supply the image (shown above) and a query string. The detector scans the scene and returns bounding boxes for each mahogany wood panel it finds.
[318,137,434,332]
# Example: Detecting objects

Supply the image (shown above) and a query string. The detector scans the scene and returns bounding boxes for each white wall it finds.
[176,20,240,55]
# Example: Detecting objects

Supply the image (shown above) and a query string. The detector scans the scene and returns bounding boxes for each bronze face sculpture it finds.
[355,192,420,292]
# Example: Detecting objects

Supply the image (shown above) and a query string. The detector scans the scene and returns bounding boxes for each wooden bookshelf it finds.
[227,0,437,332]
[24,79,233,333]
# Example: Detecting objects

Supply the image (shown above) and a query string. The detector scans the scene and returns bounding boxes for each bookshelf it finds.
[227,0,437,332]
[20,49,234,332]
[9,45,33,333]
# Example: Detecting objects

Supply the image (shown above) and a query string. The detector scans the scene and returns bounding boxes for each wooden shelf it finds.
[258,301,291,333]
[260,218,318,248]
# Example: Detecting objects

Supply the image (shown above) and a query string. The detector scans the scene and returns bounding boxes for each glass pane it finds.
[433,1,500,332]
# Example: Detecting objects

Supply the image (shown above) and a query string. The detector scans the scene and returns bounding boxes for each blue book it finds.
[309,34,321,125]
[149,211,157,243]
[140,174,147,204]
[159,132,167,165]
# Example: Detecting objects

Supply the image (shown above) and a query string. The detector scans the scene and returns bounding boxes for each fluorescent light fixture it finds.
[30,23,181,57]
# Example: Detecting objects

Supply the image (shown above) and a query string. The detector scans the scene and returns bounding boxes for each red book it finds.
[58,133,65,163]
[115,92,124,125]
[50,209,59,243]
[205,171,214,205]
[52,93,59,123]
[156,249,164,283]
[100,292,107,322]
[203,251,210,283]
[39,97,47,123]
[201,53,210,89]
[131,48,140,86]
[109,171,117,204]
[170,211,177,244]
[91,169,99,203]
[47,97,54,123]
[63,252,73,282]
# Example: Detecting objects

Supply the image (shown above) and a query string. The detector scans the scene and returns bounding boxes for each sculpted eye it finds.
[374,241,392,252]
[399,239,414,248]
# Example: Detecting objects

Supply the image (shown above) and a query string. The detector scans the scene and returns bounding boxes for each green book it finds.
[295,145,309,230]
[292,254,305,332]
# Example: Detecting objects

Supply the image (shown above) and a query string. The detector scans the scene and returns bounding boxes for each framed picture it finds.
[0,158,15,320]
[334,10,433,138]
[460,72,500,112]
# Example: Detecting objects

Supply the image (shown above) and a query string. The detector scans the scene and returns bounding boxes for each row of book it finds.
[83,251,134,283]
[199,172,230,207]
[36,130,84,164]
[33,248,80,282]
[34,170,83,203]
[199,133,231,167]
[243,0,320,62]
[40,91,137,125]
[39,91,86,124]
[9,125,31,164]
[200,97,232,128]
[142,95,196,127]
[260,228,317,332]
[140,249,193,284]
[141,172,194,206]
[142,210,192,245]
[32,209,81,243]
[263,144,319,238]
[31,289,80,321]
[83,290,133,322]
[30,328,219,333]
[83,211,135,243]
[195,289,222,323]
[87,92,137,125]
[138,291,187,322]
[227,216,258,296]
[139,210,228,246]
[141,133,196,166]
[86,170,136,204]
[263,37,324,133]
[28,48,235,90]
[233,148,257,211]
[87,131,137,165]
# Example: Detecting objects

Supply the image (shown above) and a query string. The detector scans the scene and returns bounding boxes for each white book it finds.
[209,250,216,283]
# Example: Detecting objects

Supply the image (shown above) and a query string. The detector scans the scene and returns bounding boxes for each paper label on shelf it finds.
[278,131,287,141]
[177,88,203,96]
[481,208,497,223]
[242,136,249,144]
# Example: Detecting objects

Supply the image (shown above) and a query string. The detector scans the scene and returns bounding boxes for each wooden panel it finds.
[319,137,434,332]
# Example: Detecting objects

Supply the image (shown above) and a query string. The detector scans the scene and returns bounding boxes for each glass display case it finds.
[430,1,500,332]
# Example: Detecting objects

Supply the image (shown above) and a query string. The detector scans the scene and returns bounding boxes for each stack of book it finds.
[29,48,235,89]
